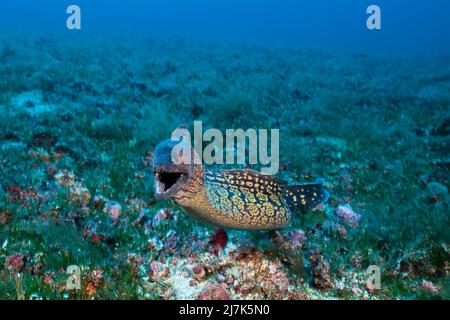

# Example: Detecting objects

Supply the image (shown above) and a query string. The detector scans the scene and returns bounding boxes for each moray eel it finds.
[152,139,329,230]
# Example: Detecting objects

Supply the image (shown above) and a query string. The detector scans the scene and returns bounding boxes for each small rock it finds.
[104,201,122,221]
[309,250,334,290]
[336,205,362,227]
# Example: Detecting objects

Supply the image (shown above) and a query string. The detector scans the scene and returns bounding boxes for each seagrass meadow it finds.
[0,34,448,300]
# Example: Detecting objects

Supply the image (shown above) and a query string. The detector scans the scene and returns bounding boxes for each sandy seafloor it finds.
[0,35,448,299]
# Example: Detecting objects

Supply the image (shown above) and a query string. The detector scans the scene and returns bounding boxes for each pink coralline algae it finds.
[152,208,177,227]
[90,269,104,287]
[152,208,169,226]
[163,231,180,255]
[192,264,208,282]
[421,280,441,294]
[4,253,25,273]
[105,201,122,221]
[128,254,145,271]
[330,222,348,239]
[83,222,109,244]
[276,229,307,251]
[336,205,362,227]
[148,261,169,280]
[44,272,55,286]
[197,284,230,300]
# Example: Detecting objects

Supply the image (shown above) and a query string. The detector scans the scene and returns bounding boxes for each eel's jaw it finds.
[154,164,190,200]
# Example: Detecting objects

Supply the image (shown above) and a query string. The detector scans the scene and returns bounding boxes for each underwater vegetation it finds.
[0,34,448,300]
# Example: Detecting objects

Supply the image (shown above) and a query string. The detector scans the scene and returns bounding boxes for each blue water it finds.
[0,0,449,55]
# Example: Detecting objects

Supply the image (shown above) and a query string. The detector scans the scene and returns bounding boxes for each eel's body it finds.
[153,139,328,230]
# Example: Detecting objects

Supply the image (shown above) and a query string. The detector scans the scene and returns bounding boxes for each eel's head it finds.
[152,138,197,200]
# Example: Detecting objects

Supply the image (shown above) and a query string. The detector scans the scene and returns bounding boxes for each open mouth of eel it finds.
[154,165,189,200]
